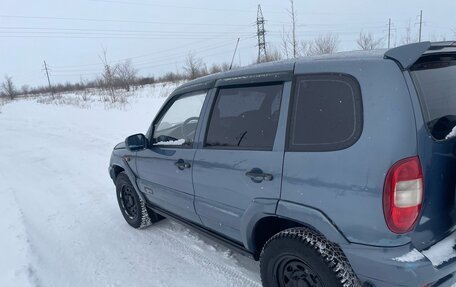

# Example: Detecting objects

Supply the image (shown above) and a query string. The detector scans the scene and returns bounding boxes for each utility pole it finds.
[43,60,52,93]
[256,5,267,63]
[230,38,240,70]
[388,18,392,48]
[418,10,423,42]
[290,0,297,58]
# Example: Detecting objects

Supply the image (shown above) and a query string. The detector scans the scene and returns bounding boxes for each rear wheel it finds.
[115,172,163,228]
[260,228,361,287]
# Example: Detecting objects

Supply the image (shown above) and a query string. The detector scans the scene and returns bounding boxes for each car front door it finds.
[136,90,208,223]
[193,82,289,242]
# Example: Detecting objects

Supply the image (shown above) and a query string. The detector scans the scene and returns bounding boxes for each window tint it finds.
[205,84,283,150]
[153,91,207,147]
[289,74,362,151]
[410,54,456,140]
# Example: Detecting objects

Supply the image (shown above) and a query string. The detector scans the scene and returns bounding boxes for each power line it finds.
[0,15,252,27]
[0,34,245,40]
[0,26,254,36]
[134,44,254,71]
[87,0,264,14]
[48,26,256,69]
[51,38,238,69]
[48,39,253,75]
[49,44,253,77]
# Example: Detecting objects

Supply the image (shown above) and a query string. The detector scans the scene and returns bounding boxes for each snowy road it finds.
[0,88,262,287]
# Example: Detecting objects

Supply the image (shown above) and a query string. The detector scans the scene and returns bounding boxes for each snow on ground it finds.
[0,84,261,287]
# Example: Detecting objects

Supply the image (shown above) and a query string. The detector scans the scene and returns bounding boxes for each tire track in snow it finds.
[1,188,41,287]
[157,228,262,287]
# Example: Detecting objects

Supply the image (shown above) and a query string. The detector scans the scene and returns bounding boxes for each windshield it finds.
[410,54,456,140]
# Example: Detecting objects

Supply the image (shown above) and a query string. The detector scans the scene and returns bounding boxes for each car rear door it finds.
[193,80,291,242]
[408,51,456,249]
[136,90,208,224]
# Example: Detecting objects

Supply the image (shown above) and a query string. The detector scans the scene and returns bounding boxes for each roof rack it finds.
[384,41,456,69]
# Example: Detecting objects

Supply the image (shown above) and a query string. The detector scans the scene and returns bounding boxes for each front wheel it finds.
[115,172,162,229]
[260,228,361,287]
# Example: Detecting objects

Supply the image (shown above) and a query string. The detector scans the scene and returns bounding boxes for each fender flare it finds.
[240,199,349,252]
[111,156,147,202]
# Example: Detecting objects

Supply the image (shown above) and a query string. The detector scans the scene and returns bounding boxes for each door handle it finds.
[175,159,191,170]
[245,168,273,183]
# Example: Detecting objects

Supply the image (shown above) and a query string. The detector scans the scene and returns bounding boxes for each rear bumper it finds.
[343,231,456,286]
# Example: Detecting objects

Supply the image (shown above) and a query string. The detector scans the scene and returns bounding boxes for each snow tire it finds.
[260,227,361,287]
[115,172,162,229]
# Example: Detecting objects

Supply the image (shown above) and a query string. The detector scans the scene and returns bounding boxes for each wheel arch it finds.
[111,156,147,203]
[112,165,125,180]
[242,200,349,260]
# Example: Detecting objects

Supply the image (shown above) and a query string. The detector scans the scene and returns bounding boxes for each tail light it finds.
[383,156,424,234]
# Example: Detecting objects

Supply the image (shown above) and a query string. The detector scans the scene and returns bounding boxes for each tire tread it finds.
[260,227,361,287]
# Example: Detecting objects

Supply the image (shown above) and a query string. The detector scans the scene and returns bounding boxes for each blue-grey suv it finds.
[109,41,456,287]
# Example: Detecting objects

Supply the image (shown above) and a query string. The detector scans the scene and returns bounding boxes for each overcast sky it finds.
[1,0,455,88]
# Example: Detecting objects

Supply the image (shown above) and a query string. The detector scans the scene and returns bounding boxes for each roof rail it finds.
[384,41,456,69]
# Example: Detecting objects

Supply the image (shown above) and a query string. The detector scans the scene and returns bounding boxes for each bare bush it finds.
[308,34,340,55]
[357,32,384,50]
[209,62,238,73]
[259,47,283,63]
[209,64,223,74]
[158,72,185,83]
[79,90,89,102]
[20,85,30,96]
[115,59,137,91]
[137,76,155,87]
[1,75,17,100]
[99,49,120,103]
[183,52,206,80]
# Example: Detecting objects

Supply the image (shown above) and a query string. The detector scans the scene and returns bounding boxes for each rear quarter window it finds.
[288,74,363,152]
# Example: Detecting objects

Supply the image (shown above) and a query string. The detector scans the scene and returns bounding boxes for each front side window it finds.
[289,74,362,152]
[205,84,283,150]
[153,91,207,147]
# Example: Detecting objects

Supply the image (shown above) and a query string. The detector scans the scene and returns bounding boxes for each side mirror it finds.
[125,134,148,151]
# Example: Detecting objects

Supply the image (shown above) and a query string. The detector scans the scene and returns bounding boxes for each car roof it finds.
[172,41,455,95]
[172,51,384,95]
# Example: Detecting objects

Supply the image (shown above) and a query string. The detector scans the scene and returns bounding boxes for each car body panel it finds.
[283,59,418,246]
[109,42,456,286]
[135,147,201,223]
[403,71,456,251]
[191,82,292,242]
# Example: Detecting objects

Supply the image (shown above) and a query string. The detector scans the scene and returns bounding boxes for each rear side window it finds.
[410,54,456,140]
[288,74,363,152]
[205,84,283,150]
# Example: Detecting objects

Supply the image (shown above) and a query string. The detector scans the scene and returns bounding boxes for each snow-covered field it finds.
[0,84,261,287]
